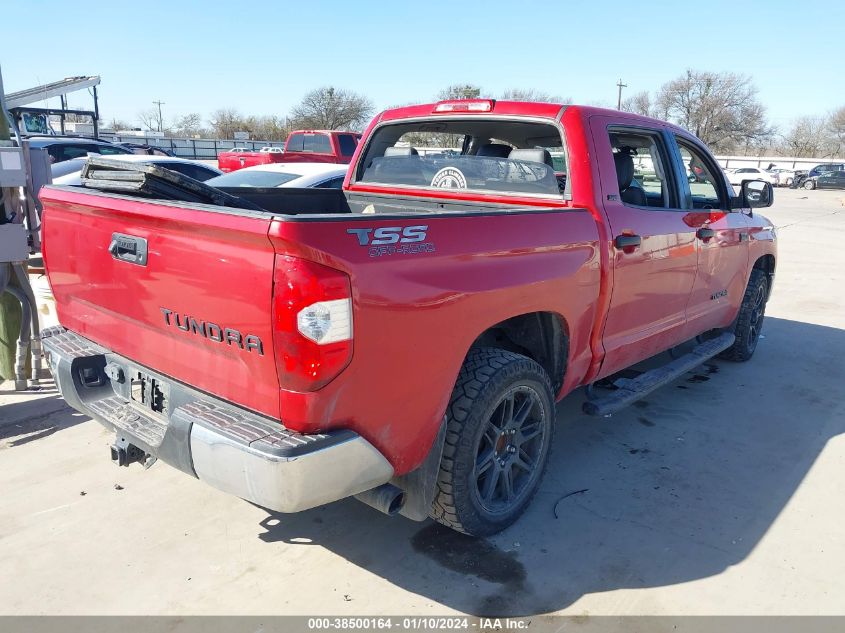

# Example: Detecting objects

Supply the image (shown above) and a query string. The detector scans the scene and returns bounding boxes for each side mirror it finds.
[731,179,773,209]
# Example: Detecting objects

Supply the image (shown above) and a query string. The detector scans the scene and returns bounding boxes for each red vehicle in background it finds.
[217,130,361,172]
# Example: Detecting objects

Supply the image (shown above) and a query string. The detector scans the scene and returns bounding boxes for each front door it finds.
[591,119,699,379]
[671,135,750,339]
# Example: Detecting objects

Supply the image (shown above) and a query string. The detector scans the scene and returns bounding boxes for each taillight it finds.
[271,255,353,392]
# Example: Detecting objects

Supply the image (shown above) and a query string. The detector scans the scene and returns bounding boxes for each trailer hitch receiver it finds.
[110,436,149,467]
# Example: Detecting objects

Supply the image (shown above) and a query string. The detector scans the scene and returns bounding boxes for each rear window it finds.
[356,119,567,198]
[97,144,133,155]
[287,133,332,154]
[205,170,303,188]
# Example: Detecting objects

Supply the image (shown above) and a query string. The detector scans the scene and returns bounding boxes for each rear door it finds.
[41,187,281,418]
[591,118,699,378]
[670,134,750,338]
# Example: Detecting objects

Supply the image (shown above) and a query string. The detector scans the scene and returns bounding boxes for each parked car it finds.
[767,168,797,187]
[26,136,134,164]
[205,163,348,189]
[797,169,845,190]
[217,130,361,172]
[51,155,222,185]
[259,146,284,154]
[726,167,777,186]
[40,101,776,536]
[792,164,845,189]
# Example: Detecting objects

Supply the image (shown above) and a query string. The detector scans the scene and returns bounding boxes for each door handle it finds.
[614,234,642,249]
[696,227,716,240]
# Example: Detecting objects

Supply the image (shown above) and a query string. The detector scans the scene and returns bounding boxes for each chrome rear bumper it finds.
[41,326,393,512]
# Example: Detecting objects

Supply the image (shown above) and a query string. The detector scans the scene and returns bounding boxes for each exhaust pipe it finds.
[354,483,405,516]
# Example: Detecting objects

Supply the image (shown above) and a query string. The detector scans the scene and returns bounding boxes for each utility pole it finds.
[152,100,165,132]
[616,79,627,110]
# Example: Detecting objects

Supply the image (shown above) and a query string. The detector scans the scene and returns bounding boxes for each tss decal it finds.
[347,226,436,257]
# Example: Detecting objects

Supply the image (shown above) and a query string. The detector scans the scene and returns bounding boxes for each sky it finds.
[3,0,843,132]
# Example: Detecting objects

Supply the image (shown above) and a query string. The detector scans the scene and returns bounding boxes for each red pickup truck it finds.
[40,101,776,536]
[217,130,361,172]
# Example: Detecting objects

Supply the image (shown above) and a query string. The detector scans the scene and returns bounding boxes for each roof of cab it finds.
[379,100,566,122]
[377,101,684,133]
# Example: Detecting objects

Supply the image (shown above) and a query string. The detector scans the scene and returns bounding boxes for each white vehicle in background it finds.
[726,167,777,186]
[768,168,797,187]
[259,146,284,153]
[204,162,348,189]
[51,154,222,185]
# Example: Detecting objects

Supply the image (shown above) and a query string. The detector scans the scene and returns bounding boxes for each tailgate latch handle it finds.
[109,233,148,266]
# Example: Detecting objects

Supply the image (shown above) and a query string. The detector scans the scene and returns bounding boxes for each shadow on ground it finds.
[0,385,89,446]
[255,317,845,615]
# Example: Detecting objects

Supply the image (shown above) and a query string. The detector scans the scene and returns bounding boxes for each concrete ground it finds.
[1,188,844,616]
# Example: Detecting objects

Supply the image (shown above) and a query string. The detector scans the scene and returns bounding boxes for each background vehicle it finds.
[217,131,361,172]
[793,163,845,189]
[808,162,844,177]
[51,155,221,185]
[40,102,776,537]
[205,163,347,189]
[26,136,133,163]
[726,167,776,186]
[768,168,796,187]
[217,146,285,172]
[283,130,361,163]
[799,169,845,190]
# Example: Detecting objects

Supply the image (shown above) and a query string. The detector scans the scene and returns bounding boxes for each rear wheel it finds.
[720,269,768,362]
[430,348,555,536]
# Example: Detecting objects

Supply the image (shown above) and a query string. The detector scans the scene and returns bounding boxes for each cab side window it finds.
[608,129,677,209]
[675,139,724,209]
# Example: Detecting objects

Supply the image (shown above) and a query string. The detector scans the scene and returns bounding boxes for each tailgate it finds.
[40,186,281,418]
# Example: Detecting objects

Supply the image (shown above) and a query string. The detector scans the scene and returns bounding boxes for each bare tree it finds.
[243,115,287,141]
[208,108,245,139]
[827,106,845,156]
[290,87,373,131]
[437,84,484,100]
[500,88,569,103]
[138,107,166,133]
[620,91,653,117]
[779,116,830,157]
[172,113,205,138]
[654,70,772,153]
[107,117,133,131]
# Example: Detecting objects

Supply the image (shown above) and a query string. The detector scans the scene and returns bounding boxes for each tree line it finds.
[620,70,844,157]
[108,73,843,158]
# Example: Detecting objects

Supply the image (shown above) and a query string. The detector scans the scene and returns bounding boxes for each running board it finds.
[582,332,735,417]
